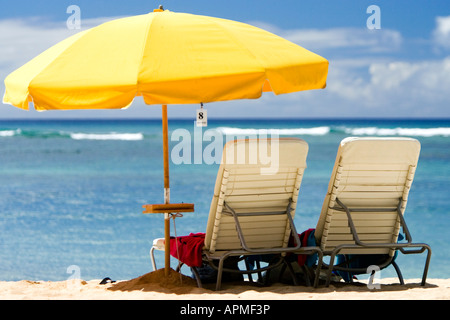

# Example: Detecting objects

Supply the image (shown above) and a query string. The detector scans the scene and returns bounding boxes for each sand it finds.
[0,268,448,300]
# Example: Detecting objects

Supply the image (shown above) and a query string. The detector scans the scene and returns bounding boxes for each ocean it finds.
[0,118,448,282]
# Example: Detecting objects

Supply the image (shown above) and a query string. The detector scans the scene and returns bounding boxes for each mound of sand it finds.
[108,268,198,294]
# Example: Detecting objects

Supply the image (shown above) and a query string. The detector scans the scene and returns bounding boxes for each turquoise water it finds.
[0,118,448,281]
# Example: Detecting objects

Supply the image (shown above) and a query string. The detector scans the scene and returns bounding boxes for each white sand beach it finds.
[0,269,448,300]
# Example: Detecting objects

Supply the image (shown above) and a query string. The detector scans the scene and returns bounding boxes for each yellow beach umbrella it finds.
[3,7,328,276]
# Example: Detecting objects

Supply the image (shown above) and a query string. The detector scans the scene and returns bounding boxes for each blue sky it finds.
[1,0,449,119]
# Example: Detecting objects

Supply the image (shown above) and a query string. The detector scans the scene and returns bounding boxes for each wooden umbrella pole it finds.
[162,104,171,277]
[143,105,193,277]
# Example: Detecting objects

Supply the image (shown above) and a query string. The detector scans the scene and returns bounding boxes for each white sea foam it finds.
[345,127,450,137]
[70,132,144,141]
[216,126,330,136]
[0,129,18,137]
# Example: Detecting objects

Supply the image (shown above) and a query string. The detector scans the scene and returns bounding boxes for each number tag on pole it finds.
[196,108,207,127]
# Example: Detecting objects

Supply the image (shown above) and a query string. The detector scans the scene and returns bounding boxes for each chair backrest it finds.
[315,137,421,256]
[204,138,308,253]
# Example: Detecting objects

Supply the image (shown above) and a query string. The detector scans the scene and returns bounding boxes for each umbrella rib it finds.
[135,13,157,96]
[206,17,269,91]
[25,29,92,110]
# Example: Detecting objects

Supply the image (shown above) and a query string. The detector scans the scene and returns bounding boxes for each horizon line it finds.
[1,117,450,122]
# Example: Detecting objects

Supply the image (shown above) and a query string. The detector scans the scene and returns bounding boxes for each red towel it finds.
[297,228,315,266]
[169,233,206,267]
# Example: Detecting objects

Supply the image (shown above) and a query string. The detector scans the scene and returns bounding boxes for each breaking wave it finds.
[70,133,144,140]
[0,129,144,140]
[216,126,330,136]
[216,126,450,137]
[342,127,450,137]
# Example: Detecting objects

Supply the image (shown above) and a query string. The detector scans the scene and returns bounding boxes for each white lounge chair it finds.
[150,138,322,290]
[314,137,431,286]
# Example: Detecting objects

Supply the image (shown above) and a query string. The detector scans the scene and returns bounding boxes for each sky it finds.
[0,0,449,119]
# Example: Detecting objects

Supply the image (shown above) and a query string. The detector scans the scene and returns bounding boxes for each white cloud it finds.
[0,18,67,70]
[433,16,450,49]
[251,19,450,117]
[0,16,120,71]
[321,56,450,116]
[369,59,450,91]
[249,21,403,53]
[285,28,402,53]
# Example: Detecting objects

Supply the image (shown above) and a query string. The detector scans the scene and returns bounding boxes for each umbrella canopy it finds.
[3,9,328,110]
[3,8,328,277]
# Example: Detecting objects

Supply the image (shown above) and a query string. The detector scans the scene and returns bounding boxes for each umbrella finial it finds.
[153,5,164,12]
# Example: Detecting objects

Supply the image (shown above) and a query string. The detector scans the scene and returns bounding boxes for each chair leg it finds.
[244,259,254,283]
[283,259,299,286]
[300,265,311,287]
[278,263,287,283]
[392,260,405,285]
[325,252,337,287]
[343,255,353,283]
[313,250,323,288]
[175,262,184,273]
[150,246,157,271]
[190,267,203,288]
[255,260,264,283]
[216,257,226,291]
[421,245,432,286]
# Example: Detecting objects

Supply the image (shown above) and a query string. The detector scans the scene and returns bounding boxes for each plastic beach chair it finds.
[150,138,322,290]
[313,137,431,286]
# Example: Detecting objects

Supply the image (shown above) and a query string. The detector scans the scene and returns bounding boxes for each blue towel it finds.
[245,229,319,269]
[335,233,405,282]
